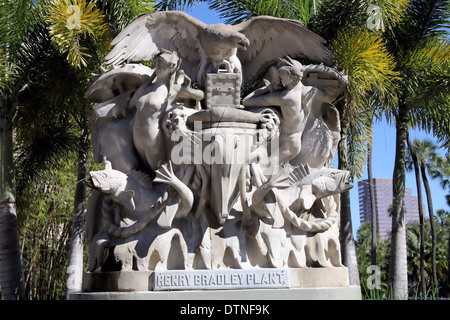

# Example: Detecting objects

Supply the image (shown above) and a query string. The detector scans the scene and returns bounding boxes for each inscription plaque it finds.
[153,269,290,291]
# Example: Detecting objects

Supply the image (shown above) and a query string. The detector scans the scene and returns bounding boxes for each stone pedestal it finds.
[72,267,361,300]
[70,286,362,300]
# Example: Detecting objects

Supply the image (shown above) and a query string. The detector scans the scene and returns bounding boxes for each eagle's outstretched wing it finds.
[105,11,207,82]
[234,16,334,84]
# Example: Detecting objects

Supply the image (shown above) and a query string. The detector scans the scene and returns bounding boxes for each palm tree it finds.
[0,0,153,299]
[1,0,102,300]
[314,0,406,287]
[432,152,450,209]
[45,0,110,299]
[0,0,38,300]
[406,216,449,297]
[384,0,450,299]
[431,154,450,295]
[406,138,441,293]
[46,0,155,299]
[329,27,401,285]
[405,134,427,296]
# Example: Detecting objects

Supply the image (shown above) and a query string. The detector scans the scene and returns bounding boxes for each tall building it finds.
[358,178,420,240]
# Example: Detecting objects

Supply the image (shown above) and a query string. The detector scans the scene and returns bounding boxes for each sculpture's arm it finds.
[244,84,273,99]
[127,77,154,110]
[242,86,284,108]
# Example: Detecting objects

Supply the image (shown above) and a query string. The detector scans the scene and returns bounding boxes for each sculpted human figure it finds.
[243,57,310,165]
[129,50,182,174]
[84,12,355,276]
[290,64,348,168]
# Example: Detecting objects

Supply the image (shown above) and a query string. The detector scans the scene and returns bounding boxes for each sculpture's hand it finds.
[259,109,280,134]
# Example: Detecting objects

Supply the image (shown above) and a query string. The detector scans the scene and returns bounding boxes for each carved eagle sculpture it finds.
[105,11,334,86]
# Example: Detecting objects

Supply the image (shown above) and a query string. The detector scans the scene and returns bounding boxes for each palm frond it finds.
[313,0,365,38]
[0,0,35,47]
[332,29,399,110]
[401,39,450,147]
[47,0,109,69]
[155,0,203,12]
[346,106,374,180]
[387,0,449,57]
[208,0,304,24]
[407,0,449,40]
[399,37,449,73]
[431,153,450,188]
[372,0,409,31]
[14,116,79,194]
[291,0,315,28]
[96,0,155,34]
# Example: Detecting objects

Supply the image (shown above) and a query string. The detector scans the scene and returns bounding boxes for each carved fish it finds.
[251,164,352,216]
[289,164,353,210]
[89,160,136,212]
[251,164,351,232]
[89,160,194,235]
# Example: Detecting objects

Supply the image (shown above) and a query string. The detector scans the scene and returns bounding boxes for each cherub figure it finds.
[243,57,310,165]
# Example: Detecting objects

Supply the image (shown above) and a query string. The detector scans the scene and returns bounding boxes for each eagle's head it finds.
[204,23,250,52]
[232,33,250,51]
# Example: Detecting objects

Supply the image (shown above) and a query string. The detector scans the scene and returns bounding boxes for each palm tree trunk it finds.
[367,143,377,268]
[388,105,408,300]
[0,100,25,300]
[406,134,426,297]
[338,122,360,286]
[447,229,450,296]
[420,163,438,293]
[65,116,89,299]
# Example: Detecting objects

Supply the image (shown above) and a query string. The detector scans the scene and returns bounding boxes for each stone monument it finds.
[75,11,361,300]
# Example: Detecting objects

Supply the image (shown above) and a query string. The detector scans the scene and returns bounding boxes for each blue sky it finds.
[184,3,450,237]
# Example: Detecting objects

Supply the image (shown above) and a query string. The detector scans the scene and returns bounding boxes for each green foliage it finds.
[155,0,202,12]
[17,154,100,299]
[384,0,450,147]
[332,30,399,104]
[405,138,440,173]
[47,0,110,69]
[8,7,85,192]
[356,217,450,299]
[406,218,449,297]
[313,0,408,40]
[95,0,155,34]
[432,152,450,189]
[0,0,35,48]
[332,29,399,179]
[207,0,312,25]
[356,222,391,299]
[0,0,157,299]
[314,0,405,180]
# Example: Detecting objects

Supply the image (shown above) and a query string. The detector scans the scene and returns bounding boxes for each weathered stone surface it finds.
[83,11,354,294]
[82,267,350,292]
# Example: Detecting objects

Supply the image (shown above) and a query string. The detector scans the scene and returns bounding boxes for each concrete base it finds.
[82,267,351,292]
[70,286,362,300]
[73,267,361,300]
